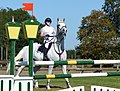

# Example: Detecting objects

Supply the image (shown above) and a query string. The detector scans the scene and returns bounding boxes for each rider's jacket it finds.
[40,25,56,48]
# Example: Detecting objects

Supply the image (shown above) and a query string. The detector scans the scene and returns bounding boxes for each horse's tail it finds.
[6,58,18,74]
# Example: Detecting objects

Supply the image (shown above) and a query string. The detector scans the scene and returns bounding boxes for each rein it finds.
[52,25,66,60]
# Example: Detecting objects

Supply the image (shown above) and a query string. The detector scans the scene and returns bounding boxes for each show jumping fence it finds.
[58,85,120,91]
[58,86,85,91]
[34,71,120,79]
[15,60,120,65]
[91,85,120,91]
[2,59,120,91]
[14,59,120,91]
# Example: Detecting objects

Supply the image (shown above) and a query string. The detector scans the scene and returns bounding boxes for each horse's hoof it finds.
[35,85,39,88]
[46,85,51,90]
[15,75,19,77]
[67,85,72,88]
[33,80,39,88]
[34,83,39,88]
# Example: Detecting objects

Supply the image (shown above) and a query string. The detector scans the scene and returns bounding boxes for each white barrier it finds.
[12,77,33,91]
[91,85,120,91]
[0,75,33,91]
[0,75,14,91]
[58,86,84,91]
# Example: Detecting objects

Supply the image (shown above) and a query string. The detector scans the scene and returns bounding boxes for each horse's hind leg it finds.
[62,65,71,88]
[15,47,26,61]
[46,65,54,90]
[16,66,25,76]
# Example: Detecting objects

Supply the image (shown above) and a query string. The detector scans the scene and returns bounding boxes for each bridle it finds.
[57,24,67,33]
[53,24,67,60]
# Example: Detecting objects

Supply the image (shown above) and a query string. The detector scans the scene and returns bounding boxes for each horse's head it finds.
[57,18,67,36]
[56,18,67,51]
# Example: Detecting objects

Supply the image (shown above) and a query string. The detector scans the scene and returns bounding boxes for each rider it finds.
[39,18,56,60]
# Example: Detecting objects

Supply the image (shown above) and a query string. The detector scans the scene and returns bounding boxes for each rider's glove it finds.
[46,34,50,37]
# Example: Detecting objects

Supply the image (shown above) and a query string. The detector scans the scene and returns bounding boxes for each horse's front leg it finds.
[46,65,54,90]
[33,65,41,88]
[62,65,72,88]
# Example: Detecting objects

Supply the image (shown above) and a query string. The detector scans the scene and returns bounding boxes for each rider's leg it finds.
[43,47,48,61]
[43,43,49,61]
[43,42,52,61]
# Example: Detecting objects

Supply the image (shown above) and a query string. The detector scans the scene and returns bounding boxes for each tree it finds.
[76,10,118,60]
[102,0,120,59]
[102,0,120,36]
[66,50,76,59]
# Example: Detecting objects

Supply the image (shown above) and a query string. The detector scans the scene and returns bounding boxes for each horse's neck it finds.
[51,37,64,53]
[56,34,65,52]
[60,39,64,52]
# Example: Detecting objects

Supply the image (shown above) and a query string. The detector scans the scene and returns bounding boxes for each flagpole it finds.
[32,9,33,18]
[32,3,33,18]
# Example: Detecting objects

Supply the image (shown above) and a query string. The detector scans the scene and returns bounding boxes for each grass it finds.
[34,76,120,91]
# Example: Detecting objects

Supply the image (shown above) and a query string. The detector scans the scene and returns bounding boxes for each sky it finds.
[0,0,105,50]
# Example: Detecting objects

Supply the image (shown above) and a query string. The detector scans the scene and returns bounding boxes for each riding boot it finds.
[43,48,48,61]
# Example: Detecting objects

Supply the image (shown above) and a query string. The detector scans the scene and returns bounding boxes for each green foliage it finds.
[102,0,120,36]
[76,10,119,59]
[66,50,76,59]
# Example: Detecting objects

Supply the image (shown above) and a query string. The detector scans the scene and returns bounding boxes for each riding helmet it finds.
[45,18,52,24]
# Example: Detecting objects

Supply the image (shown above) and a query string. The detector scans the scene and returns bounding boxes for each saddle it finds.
[37,43,52,61]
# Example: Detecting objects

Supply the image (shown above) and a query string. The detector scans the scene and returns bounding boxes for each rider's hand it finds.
[46,34,50,37]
